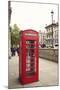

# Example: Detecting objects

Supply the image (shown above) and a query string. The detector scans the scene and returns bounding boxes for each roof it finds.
[23,29,38,33]
[19,29,38,36]
[45,22,58,29]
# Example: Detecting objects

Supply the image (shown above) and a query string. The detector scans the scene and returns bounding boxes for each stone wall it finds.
[39,48,58,62]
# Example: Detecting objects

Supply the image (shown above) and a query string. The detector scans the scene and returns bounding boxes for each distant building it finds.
[45,22,58,48]
[39,30,46,47]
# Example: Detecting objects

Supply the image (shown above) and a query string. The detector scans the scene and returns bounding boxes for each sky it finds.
[11,2,58,32]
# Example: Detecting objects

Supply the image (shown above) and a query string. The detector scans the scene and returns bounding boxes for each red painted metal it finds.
[19,29,39,84]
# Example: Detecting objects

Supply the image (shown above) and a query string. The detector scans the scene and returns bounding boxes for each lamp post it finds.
[51,10,54,48]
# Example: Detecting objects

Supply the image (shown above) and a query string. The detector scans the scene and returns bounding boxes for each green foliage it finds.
[11,24,20,48]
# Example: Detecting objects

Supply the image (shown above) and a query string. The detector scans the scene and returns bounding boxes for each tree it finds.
[11,24,20,48]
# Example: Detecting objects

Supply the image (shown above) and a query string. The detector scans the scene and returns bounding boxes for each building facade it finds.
[39,30,46,46]
[45,23,58,48]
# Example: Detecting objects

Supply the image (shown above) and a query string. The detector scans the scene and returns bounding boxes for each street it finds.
[8,54,58,89]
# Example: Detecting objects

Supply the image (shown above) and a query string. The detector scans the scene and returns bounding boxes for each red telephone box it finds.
[19,29,39,84]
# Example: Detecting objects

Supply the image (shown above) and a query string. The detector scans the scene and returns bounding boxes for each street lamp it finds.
[51,10,54,48]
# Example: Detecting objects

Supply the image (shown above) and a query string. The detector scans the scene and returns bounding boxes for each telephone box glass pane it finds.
[26,40,36,76]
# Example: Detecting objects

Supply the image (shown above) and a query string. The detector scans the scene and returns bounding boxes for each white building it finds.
[39,30,46,46]
[45,22,58,48]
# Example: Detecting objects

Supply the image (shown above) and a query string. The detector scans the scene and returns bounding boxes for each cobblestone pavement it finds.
[8,54,58,89]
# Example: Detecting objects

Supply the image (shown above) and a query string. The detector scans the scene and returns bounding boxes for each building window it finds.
[47,29,48,32]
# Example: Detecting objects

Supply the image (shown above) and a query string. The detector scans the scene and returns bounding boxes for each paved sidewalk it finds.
[8,55,58,89]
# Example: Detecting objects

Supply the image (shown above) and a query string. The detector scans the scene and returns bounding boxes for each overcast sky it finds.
[11,2,58,32]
